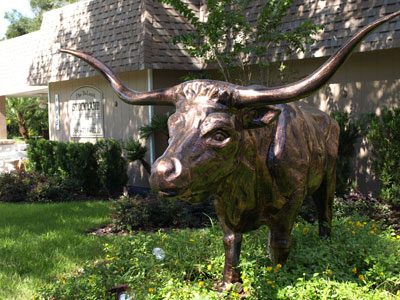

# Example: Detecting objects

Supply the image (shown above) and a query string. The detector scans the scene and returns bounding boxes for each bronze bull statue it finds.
[61,11,400,288]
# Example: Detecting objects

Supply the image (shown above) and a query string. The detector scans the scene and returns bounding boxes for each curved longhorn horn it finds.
[59,48,176,106]
[234,10,400,108]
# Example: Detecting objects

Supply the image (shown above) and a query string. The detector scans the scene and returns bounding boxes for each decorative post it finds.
[0,96,6,140]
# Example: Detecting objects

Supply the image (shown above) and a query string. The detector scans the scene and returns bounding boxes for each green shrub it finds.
[95,139,128,195]
[330,112,362,197]
[366,108,400,206]
[0,170,74,203]
[27,139,127,196]
[111,194,217,232]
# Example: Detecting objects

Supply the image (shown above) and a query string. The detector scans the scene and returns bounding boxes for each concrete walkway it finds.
[0,140,27,173]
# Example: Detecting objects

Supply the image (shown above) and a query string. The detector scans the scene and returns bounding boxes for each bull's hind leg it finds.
[312,167,336,237]
[270,187,306,265]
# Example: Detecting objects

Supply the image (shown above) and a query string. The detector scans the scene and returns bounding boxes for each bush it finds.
[0,170,74,203]
[27,139,127,196]
[330,112,362,197]
[111,194,217,232]
[366,108,400,206]
[95,139,128,195]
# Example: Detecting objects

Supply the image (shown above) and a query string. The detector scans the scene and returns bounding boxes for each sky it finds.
[0,0,34,39]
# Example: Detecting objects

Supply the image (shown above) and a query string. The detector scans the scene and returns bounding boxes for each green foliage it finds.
[4,0,78,39]
[0,170,74,203]
[330,112,362,197]
[6,97,48,140]
[111,194,216,232]
[124,139,148,162]
[27,139,127,196]
[37,217,400,299]
[95,139,128,195]
[159,0,322,85]
[139,112,173,140]
[366,108,400,206]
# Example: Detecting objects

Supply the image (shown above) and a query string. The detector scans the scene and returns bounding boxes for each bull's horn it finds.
[59,48,176,106]
[234,10,400,108]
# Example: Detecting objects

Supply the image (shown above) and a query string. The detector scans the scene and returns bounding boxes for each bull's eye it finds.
[211,131,229,142]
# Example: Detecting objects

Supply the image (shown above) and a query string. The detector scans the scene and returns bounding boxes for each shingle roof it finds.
[28,0,203,85]
[27,0,400,85]
[0,31,48,97]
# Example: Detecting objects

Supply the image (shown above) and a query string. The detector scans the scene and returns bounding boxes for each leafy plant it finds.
[366,108,400,206]
[95,139,128,196]
[330,112,362,197]
[139,112,173,140]
[6,97,48,140]
[159,0,322,86]
[123,138,150,174]
[111,194,216,232]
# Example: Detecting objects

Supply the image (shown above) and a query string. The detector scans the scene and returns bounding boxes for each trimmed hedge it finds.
[27,139,127,196]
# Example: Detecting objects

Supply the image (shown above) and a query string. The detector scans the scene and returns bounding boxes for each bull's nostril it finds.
[156,158,182,180]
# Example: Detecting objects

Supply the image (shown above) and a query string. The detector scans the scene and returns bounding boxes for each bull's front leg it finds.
[214,199,242,288]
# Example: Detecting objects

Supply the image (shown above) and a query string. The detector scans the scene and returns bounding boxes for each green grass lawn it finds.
[0,201,115,300]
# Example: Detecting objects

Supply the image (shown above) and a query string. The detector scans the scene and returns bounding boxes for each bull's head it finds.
[60,11,400,203]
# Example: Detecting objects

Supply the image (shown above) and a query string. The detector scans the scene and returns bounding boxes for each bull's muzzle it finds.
[149,157,190,197]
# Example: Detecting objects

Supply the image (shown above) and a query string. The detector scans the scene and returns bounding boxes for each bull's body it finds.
[60,10,399,289]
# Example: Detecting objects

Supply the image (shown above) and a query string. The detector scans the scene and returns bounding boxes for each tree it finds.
[4,0,78,39]
[6,98,48,140]
[159,0,322,86]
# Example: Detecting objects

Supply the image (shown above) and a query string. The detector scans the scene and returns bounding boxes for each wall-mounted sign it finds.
[70,86,104,138]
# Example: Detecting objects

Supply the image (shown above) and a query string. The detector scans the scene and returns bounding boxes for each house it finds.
[0,0,399,192]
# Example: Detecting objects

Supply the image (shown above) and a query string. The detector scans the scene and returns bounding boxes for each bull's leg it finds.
[270,187,305,265]
[312,168,335,237]
[214,199,242,287]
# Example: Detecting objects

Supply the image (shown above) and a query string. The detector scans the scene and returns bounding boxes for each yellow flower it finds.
[267,266,273,271]
[207,264,212,271]
[352,267,357,274]
[274,269,279,273]
[200,235,203,239]
[161,236,167,242]
[104,243,109,247]
[175,260,179,265]
[397,235,400,239]
[198,281,204,287]
[327,270,333,276]
[356,221,362,227]
[392,237,396,242]
[370,230,375,234]
[276,264,282,268]
[380,272,384,276]
[352,231,356,235]
[358,274,365,280]
[148,288,154,293]
[243,286,249,292]
[303,228,309,234]
[88,279,93,283]
[190,239,195,242]
[267,280,273,284]
[346,227,350,231]
[136,258,139,262]
[348,221,353,225]
[62,280,66,284]
[295,223,299,227]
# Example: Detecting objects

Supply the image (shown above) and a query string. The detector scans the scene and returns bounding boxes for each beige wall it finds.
[0,96,6,139]
[48,70,152,187]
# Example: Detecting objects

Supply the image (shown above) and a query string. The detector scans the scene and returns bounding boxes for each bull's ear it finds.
[241,106,281,129]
